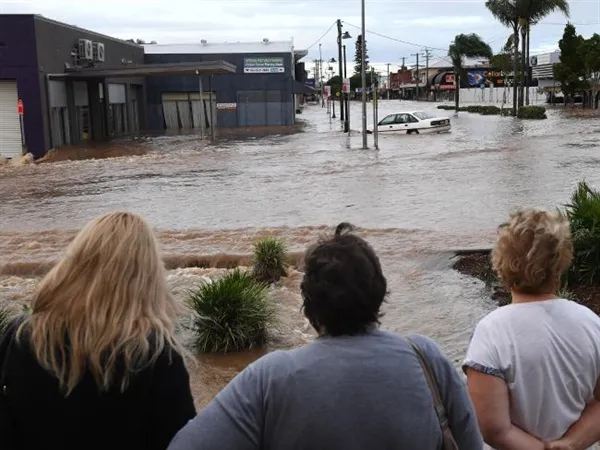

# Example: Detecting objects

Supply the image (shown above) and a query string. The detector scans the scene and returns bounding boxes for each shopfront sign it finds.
[243,57,285,74]
[217,103,237,110]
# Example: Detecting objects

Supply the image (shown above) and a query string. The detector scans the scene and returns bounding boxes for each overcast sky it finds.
[2,0,599,75]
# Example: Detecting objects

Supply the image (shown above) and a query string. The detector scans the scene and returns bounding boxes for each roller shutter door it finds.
[0,81,21,159]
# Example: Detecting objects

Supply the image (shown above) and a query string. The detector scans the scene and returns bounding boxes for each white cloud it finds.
[393,16,485,27]
[2,0,594,69]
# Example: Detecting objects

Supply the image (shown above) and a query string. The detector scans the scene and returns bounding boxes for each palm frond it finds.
[564,181,600,286]
[486,0,520,27]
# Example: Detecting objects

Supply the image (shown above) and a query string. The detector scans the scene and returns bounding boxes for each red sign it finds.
[342,78,350,94]
[17,99,23,115]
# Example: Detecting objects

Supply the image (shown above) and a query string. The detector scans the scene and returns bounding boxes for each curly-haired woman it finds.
[465,208,600,450]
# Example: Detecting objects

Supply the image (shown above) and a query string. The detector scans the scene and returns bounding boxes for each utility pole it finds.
[372,67,379,150]
[412,53,420,101]
[361,0,367,149]
[336,19,344,123]
[319,43,324,108]
[423,48,432,101]
[386,63,391,100]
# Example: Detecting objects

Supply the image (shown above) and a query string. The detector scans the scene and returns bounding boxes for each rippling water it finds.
[1,100,599,407]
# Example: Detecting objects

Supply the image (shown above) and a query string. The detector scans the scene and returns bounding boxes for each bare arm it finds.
[466,368,544,450]
[545,378,600,450]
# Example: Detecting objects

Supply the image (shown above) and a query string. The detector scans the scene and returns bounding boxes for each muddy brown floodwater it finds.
[2,100,600,408]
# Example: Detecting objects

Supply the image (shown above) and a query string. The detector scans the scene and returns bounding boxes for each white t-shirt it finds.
[464,298,600,443]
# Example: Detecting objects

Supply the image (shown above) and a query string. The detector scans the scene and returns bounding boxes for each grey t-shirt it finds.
[169,330,483,450]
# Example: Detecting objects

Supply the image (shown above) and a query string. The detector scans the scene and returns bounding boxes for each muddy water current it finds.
[2,100,600,408]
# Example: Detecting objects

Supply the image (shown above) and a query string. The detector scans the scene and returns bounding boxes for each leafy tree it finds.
[490,35,522,92]
[554,23,586,106]
[126,38,157,45]
[448,33,493,112]
[354,34,370,75]
[580,34,600,108]
[326,75,342,96]
[350,72,374,92]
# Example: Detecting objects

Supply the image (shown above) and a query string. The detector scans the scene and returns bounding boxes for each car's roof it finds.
[385,111,438,115]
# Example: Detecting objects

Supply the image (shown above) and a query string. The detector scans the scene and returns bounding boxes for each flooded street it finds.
[2,100,600,407]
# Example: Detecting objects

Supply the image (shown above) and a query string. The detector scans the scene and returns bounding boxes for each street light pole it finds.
[361,0,367,149]
[319,43,324,107]
[343,44,350,133]
[337,19,344,123]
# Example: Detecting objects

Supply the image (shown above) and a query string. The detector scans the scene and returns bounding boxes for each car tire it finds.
[407,129,420,135]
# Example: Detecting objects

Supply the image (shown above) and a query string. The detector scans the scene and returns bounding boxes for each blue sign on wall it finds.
[467,70,487,87]
[243,57,285,74]
[305,78,315,87]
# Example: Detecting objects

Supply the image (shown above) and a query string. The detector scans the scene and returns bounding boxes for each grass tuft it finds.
[252,237,288,284]
[187,269,275,353]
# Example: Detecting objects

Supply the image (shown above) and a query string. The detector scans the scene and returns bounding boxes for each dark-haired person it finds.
[168,223,482,450]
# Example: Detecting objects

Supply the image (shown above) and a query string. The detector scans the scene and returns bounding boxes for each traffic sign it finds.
[17,99,23,115]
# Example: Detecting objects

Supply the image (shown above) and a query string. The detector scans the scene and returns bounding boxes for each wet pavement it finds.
[1,100,599,407]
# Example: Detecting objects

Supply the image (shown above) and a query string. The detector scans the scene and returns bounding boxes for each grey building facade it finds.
[144,42,309,132]
[0,14,298,159]
[0,14,146,158]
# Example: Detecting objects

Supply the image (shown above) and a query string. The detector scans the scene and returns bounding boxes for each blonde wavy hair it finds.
[18,211,185,395]
[492,208,573,295]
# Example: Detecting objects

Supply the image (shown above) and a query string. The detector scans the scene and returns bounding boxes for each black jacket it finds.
[0,317,196,450]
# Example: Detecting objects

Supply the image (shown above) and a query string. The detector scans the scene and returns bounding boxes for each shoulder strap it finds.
[406,337,458,450]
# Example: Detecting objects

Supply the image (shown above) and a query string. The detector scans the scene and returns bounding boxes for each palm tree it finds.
[448,34,493,112]
[518,0,570,105]
[486,0,520,116]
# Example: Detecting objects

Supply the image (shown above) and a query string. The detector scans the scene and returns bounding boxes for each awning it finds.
[293,81,316,94]
[55,61,236,79]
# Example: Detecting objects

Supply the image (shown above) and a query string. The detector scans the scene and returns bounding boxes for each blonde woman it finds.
[0,212,195,450]
[464,209,600,450]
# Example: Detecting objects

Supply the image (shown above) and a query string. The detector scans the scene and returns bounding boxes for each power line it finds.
[306,21,337,50]
[341,21,448,51]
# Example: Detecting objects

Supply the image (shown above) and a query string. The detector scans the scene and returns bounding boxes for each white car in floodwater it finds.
[377,111,451,135]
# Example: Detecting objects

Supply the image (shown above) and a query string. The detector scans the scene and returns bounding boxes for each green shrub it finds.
[465,105,483,113]
[479,106,501,115]
[187,269,275,353]
[564,181,600,285]
[437,105,454,110]
[252,237,287,284]
[517,105,547,119]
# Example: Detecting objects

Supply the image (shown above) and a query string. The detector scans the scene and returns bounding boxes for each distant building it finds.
[530,51,560,90]
[144,41,311,131]
[0,14,310,160]
[0,14,234,159]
